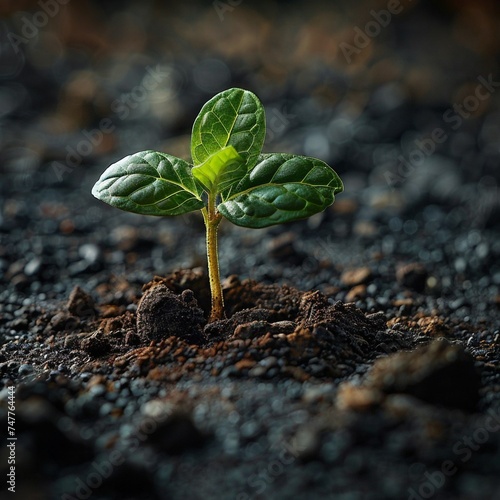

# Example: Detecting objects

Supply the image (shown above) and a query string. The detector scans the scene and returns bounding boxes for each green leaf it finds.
[191,145,244,193]
[217,153,344,228]
[191,88,266,170]
[91,151,204,216]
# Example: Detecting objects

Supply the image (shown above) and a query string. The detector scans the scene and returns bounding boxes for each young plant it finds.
[92,88,343,322]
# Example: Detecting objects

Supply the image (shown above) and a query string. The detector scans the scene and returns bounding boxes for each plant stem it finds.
[203,194,224,322]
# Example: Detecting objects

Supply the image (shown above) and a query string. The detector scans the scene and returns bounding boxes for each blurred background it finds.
[2,4,500,498]
[1,0,499,313]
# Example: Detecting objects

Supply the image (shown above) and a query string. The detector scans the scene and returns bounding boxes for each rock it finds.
[78,243,101,264]
[145,413,206,454]
[336,383,382,411]
[24,257,42,276]
[289,426,322,460]
[392,299,414,308]
[396,263,428,292]
[5,260,25,280]
[49,312,79,332]
[16,397,94,466]
[249,365,267,377]
[267,232,305,265]
[111,225,139,251]
[204,308,278,341]
[353,220,378,237]
[416,316,451,337]
[136,284,205,344]
[8,317,28,331]
[81,333,111,357]
[365,339,480,411]
[125,330,140,346]
[234,359,256,371]
[11,274,30,291]
[260,356,278,368]
[18,364,33,376]
[332,198,358,214]
[67,286,96,318]
[340,267,373,286]
[233,321,272,340]
[345,284,367,302]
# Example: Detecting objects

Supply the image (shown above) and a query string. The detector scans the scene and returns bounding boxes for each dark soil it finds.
[1,1,500,499]
[1,269,500,500]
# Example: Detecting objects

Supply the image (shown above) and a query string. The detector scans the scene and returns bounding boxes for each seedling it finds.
[92,88,343,322]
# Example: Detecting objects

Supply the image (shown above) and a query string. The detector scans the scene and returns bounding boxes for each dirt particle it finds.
[346,284,367,302]
[67,286,96,318]
[235,358,257,371]
[145,413,207,454]
[353,220,378,237]
[136,284,205,344]
[233,320,271,340]
[340,267,373,286]
[365,338,480,411]
[416,316,451,337]
[125,330,140,346]
[81,332,111,357]
[332,198,358,214]
[267,232,305,264]
[336,383,382,411]
[282,365,310,382]
[49,312,79,332]
[396,263,428,292]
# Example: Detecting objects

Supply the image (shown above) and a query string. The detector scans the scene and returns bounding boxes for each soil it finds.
[1,1,500,499]
[1,267,499,500]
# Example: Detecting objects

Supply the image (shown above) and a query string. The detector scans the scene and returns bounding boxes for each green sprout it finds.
[92,88,343,322]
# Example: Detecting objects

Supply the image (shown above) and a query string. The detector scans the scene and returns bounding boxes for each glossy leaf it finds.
[191,145,244,193]
[91,151,204,216]
[217,153,344,228]
[191,88,266,170]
